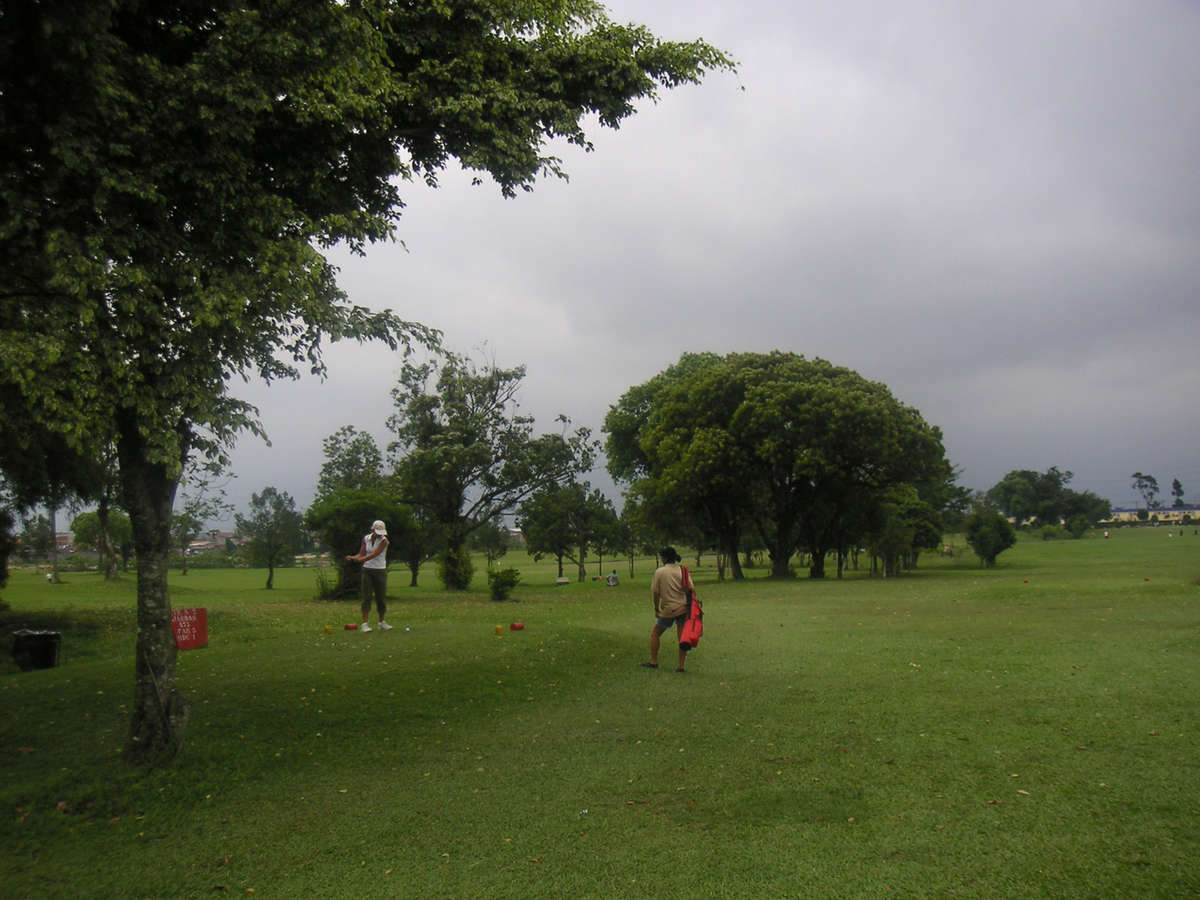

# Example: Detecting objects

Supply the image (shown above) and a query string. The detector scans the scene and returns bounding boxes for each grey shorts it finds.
[655,614,685,631]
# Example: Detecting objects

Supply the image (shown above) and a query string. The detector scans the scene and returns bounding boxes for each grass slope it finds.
[2,530,1198,898]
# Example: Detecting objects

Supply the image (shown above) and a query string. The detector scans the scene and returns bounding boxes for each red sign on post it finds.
[171,607,208,650]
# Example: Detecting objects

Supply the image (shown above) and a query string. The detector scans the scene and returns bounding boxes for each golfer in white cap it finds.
[346,519,391,632]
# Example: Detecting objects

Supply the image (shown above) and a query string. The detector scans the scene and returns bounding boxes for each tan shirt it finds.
[651,563,689,618]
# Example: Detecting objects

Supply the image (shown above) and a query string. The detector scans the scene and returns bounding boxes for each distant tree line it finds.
[984,467,1111,538]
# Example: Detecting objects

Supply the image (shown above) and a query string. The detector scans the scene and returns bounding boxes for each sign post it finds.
[171,607,208,650]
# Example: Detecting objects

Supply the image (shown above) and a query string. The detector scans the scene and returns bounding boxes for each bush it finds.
[488,568,521,602]
[181,550,244,569]
[313,565,339,601]
[1066,514,1091,539]
[438,546,474,591]
[964,510,1017,567]
[1040,525,1065,541]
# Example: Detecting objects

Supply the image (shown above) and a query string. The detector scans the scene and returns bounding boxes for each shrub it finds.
[438,546,474,591]
[964,510,1017,567]
[488,568,521,602]
[1066,514,1091,539]
[1040,525,1065,541]
[313,564,339,601]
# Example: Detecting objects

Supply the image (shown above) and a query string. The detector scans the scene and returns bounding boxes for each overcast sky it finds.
[223,0,1200,525]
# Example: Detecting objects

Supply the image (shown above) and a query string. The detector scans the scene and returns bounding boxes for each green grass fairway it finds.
[3,529,1198,898]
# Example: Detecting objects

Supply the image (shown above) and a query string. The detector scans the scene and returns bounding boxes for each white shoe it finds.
[359,622,372,633]
[377,621,393,631]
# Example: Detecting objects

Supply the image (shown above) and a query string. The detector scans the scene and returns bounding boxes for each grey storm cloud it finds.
[224,0,1200,522]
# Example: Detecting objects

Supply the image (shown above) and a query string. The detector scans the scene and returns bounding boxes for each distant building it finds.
[1103,507,1199,524]
[188,531,241,553]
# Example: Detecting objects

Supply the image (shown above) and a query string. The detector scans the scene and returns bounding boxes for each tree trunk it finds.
[265,564,274,589]
[97,497,119,579]
[809,548,827,578]
[723,533,745,580]
[119,425,190,765]
[49,505,60,583]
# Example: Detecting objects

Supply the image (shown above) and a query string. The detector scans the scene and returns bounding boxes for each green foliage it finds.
[0,0,730,762]
[1040,524,1066,541]
[1130,472,1160,509]
[234,487,308,589]
[1171,477,1185,507]
[389,352,596,582]
[311,564,338,603]
[867,484,943,576]
[606,351,949,579]
[965,509,1017,566]
[305,488,414,598]
[518,480,616,581]
[438,545,475,591]
[487,567,521,602]
[313,426,387,506]
[17,514,53,558]
[1066,514,1091,539]
[987,467,1111,528]
[468,518,511,571]
[70,510,132,551]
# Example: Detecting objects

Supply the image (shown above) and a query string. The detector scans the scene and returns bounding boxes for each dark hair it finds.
[660,546,681,564]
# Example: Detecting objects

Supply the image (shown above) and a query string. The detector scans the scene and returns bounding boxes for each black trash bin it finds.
[12,629,61,671]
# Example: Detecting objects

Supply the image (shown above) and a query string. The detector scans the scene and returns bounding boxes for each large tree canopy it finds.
[0,1,731,763]
[605,351,950,579]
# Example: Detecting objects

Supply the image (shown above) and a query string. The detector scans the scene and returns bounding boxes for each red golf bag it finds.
[679,566,703,652]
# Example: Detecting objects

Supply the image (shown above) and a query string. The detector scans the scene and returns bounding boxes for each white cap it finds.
[371,520,387,536]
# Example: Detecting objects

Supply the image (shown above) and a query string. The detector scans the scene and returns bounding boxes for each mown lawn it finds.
[2,529,1198,898]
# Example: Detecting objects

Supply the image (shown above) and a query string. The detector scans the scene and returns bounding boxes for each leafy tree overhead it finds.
[389,353,597,589]
[1,2,729,762]
[235,487,308,589]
